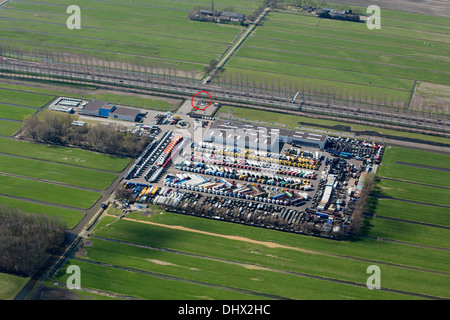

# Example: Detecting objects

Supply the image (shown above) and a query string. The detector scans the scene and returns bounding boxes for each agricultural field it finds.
[0,272,29,300]
[0,0,263,78]
[218,5,450,111]
[50,211,449,300]
[369,146,450,249]
[0,81,136,228]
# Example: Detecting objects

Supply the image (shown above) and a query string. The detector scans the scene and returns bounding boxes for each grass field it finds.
[0,0,257,77]
[0,195,83,229]
[0,154,117,190]
[55,260,264,300]
[218,7,450,109]
[377,148,450,188]
[0,104,37,121]
[0,272,29,300]
[0,137,130,172]
[0,120,23,136]
[370,199,450,228]
[0,174,101,209]
[375,179,450,207]
[54,214,449,299]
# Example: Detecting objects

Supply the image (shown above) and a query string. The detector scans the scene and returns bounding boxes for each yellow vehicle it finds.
[151,186,158,196]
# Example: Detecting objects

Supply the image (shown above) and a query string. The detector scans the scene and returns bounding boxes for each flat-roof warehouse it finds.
[81,100,141,122]
[203,120,327,151]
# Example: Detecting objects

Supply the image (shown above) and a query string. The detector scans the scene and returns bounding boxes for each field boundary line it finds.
[225,65,412,92]
[88,235,447,300]
[0,171,104,192]
[119,217,450,277]
[378,177,450,190]
[239,45,450,75]
[0,193,85,212]
[394,161,450,173]
[372,195,450,209]
[70,257,291,300]
[0,151,122,174]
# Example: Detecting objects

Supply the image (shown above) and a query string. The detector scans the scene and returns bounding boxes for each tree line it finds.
[0,205,66,277]
[349,171,375,238]
[22,111,151,158]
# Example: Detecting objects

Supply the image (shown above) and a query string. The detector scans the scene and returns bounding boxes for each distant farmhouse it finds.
[316,8,361,22]
[188,8,245,23]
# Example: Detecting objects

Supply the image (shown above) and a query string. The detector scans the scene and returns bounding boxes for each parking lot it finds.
[118,118,383,240]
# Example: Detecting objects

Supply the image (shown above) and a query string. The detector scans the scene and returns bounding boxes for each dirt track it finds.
[324,0,450,17]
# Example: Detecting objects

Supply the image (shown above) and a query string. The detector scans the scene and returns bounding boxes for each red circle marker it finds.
[191,91,212,111]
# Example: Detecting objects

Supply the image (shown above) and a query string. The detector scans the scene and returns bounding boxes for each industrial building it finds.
[203,119,327,152]
[81,100,141,122]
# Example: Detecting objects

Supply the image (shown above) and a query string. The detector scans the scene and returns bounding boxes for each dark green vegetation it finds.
[0,205,66,277]
[23,110,151,158]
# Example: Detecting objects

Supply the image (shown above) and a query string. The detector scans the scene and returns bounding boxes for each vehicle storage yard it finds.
[120,113,383,240]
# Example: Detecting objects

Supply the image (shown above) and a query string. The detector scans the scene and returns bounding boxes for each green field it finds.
[0,174,101,209]
[0,195,83,229]
[0,104,37,121]
[0,272,29,300]
[0,88,53,107]
[61,214,449,299]
[0,120,23,136]
[0,0,255,76]
[371,199,450,228]
[66,237,422,300]
[218,8,450,108]
[375,179,450,207]
[0,154,117,190]
[0,137,130,172]
[377,148,450,188]
[55,260,264,300]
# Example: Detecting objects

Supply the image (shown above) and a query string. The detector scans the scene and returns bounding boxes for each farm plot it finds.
[54,259,264,300]
[67,236,425,300]
[0,104,37,121]
[219,9,450,108]
[0,195,83,229]
[0,154,117,190]
[0,0,252,77]
[75,215,450,299]
[0,272,29,300]
[371,199,450,228]
[0,120,23,136]
[375,179,450,207]
[126,212,450,274]
[0,174,101,209]
[0,137,130,172]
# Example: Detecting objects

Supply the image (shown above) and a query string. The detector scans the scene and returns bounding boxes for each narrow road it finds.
[202,7,271,84]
